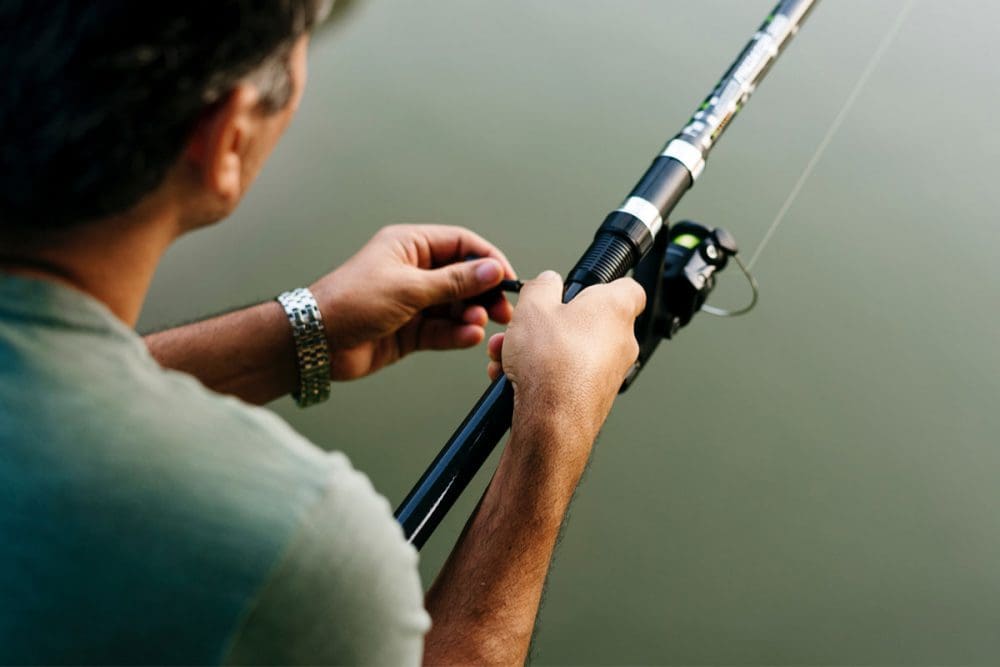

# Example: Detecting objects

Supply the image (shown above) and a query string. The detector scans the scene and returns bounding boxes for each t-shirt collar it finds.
[0,271,142,345]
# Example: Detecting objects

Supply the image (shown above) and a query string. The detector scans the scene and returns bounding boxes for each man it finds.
[0,2,645,664]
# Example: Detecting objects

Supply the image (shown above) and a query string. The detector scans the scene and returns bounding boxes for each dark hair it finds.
[0,1,330,233]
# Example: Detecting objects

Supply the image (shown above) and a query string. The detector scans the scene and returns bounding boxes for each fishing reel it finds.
[622,220,757,391]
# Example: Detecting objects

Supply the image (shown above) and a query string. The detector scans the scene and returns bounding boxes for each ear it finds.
[184,85,262,208]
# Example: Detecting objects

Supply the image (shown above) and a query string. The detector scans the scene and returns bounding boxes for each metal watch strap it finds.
[276,287,331,407]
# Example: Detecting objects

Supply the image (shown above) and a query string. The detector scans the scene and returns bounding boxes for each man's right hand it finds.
[423,271,645,665]
[486,270,646,485]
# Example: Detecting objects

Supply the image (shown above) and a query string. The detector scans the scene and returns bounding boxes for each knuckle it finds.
[609,278,644,308]
[537,270,562,284]
[376,224,402,239]
[519,283,553,306]
[574,284,608,307]
[614,289,644,318]
[448,268,469,296]
[611,294,635,319]
[629,281,647,311]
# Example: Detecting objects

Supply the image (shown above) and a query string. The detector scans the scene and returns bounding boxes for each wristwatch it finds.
[276,287,331,407]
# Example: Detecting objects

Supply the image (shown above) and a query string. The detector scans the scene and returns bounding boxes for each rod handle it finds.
[566,230,640,291]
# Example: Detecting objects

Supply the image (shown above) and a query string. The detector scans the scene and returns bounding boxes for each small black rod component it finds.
[499,279,523,293]
[396,0,820,549]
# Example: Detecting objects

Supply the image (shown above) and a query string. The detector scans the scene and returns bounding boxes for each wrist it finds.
[511,380,607,448]
[491,446,578,525]
[307,274,347,351]
[505,403,596,501]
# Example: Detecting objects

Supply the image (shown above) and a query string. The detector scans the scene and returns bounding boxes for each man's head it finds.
[0,1,331,241]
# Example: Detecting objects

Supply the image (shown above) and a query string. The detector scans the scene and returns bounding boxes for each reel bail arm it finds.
[623,221,747,391]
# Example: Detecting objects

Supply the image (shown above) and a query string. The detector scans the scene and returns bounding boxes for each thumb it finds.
[421,258,504,305]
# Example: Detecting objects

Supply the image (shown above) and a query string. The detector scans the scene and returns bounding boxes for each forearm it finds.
[423,415,588,666]
[144,301,298,405]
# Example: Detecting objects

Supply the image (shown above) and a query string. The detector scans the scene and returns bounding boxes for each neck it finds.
[0,206,181,327]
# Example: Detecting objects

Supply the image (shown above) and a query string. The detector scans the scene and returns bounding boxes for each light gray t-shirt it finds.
[0,274,430,664]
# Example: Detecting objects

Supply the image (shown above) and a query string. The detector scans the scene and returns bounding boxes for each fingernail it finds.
[538,270,562,281]
[476,260,501,283]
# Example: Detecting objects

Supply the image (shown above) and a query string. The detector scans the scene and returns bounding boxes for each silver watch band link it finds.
[276,287,331,407]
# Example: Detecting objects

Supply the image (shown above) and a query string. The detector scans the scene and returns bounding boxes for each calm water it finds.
[141,1,1000,663]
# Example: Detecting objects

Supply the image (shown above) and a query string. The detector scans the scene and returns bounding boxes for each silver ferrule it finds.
[615,196,664,237]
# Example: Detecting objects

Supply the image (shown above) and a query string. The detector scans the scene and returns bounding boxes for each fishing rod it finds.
[396,0,819,549]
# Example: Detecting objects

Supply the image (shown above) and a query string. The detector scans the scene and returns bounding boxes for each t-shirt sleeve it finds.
[222,453,431,666]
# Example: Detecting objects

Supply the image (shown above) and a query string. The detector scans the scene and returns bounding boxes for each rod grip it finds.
[567,230,640,289]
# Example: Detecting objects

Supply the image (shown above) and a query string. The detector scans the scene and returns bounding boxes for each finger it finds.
[487,332,505,362]
[419,258,504,306]
[466,281,514,324]
[416,318,486,351]
[461,305,489,326]
[406,225,517,279]
[517,270,563,307]
[486,294,514,325]
[582,277,646,318]
[487,360,503,381]
[426,302,492,326]
[609,277,647,317]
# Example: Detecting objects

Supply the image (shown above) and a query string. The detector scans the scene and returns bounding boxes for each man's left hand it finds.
[309,224,516,381]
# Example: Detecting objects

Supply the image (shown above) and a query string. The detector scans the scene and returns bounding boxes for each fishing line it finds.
[746,0,917,270]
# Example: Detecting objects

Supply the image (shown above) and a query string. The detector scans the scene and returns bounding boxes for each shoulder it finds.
[148,369,432,664]
[223,451,431,666]
[1,329,418,662]
[1,293,427,663]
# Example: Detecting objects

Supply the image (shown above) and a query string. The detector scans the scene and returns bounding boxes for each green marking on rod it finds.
[672,234,702,249]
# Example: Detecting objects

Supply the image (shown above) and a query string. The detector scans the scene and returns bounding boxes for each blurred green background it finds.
[139,1,1000,663]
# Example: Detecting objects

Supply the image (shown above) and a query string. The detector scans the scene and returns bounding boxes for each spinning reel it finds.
[623,221,757,391]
